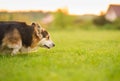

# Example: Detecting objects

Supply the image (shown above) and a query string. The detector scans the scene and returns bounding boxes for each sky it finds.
[0,0,120,15]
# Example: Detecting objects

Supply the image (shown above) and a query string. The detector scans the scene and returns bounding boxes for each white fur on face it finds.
[39,38,54,49]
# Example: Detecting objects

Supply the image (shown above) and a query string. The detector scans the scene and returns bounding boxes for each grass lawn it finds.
[0,30,120,81]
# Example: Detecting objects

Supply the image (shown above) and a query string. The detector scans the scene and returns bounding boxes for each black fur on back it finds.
[0,21,34,47]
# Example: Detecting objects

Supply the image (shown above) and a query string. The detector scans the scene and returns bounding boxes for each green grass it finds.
[0,30,120,81]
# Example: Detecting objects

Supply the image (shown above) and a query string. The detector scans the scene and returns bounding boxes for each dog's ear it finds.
[33,23,42,39]
[31,22,36,26]
[32,23,41,28]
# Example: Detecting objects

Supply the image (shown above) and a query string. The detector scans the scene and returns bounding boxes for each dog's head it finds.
[32,23,55,49]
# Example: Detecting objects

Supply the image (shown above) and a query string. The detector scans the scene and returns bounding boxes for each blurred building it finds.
[105,4,120,22]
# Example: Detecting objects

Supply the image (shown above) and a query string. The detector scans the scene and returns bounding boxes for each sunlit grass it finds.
[0,30,120,81]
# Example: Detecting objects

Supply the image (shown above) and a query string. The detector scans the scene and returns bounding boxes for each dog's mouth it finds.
[43,45,50,49]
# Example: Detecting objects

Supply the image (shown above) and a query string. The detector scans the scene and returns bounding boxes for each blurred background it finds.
[0,0,120,30]
[1,1,120,81]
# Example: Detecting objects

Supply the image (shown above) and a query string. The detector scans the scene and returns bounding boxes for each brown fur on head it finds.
[39,28,55,49]
[31,23,55,49]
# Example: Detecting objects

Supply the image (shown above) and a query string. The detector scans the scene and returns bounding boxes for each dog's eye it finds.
[38,26,40,28]
[47,36,50,39]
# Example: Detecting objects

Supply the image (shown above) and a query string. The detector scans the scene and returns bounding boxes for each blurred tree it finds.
[93,15,110,26]
[52,8,73,29]
[112,18,120,29]
[54,9,66,28]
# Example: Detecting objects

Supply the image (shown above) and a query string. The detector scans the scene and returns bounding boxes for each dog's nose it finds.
[52,43,55,47]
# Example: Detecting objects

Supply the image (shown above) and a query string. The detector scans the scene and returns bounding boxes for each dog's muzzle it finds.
[43,43,55,49]
[39,38,55,49]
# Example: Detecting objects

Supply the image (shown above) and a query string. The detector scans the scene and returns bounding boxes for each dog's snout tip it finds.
[53,43,55,47]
